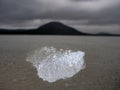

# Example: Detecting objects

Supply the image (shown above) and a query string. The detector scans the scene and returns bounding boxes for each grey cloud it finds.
[70,0,98,2]
[0,0,43,23]
[0,0,120,34]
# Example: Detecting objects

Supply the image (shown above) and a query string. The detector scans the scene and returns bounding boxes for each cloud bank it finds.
[0,0,120,33]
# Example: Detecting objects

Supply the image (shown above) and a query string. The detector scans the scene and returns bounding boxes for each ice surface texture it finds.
[26,47,85,83]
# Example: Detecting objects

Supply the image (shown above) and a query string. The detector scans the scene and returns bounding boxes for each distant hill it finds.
[35,22,88,35]
[95,32,120,36]
[0,22,88,35]
[0,21,120,36]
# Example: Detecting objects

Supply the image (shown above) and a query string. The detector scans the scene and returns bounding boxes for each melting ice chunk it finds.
[26,47,85,83]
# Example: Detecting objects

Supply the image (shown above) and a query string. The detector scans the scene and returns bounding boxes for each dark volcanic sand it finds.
[0,36,120,90]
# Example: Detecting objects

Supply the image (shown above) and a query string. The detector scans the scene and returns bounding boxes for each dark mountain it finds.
[0,22,88,35]
[35,22,88,35]
[0,21,120,36]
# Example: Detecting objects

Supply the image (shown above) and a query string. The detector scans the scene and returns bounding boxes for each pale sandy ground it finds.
[0,36,120,90]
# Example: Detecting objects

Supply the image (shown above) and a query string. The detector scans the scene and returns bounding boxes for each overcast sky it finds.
[0,0,120,34]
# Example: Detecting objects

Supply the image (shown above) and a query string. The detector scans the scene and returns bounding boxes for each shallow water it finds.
[0,36,120,90]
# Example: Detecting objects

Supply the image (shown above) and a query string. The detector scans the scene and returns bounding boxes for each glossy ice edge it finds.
[26,47,85,83]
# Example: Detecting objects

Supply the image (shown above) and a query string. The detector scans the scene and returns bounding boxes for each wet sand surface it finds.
[0,36,120,90]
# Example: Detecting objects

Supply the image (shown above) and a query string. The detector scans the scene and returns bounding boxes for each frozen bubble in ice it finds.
[26,47,85,83]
